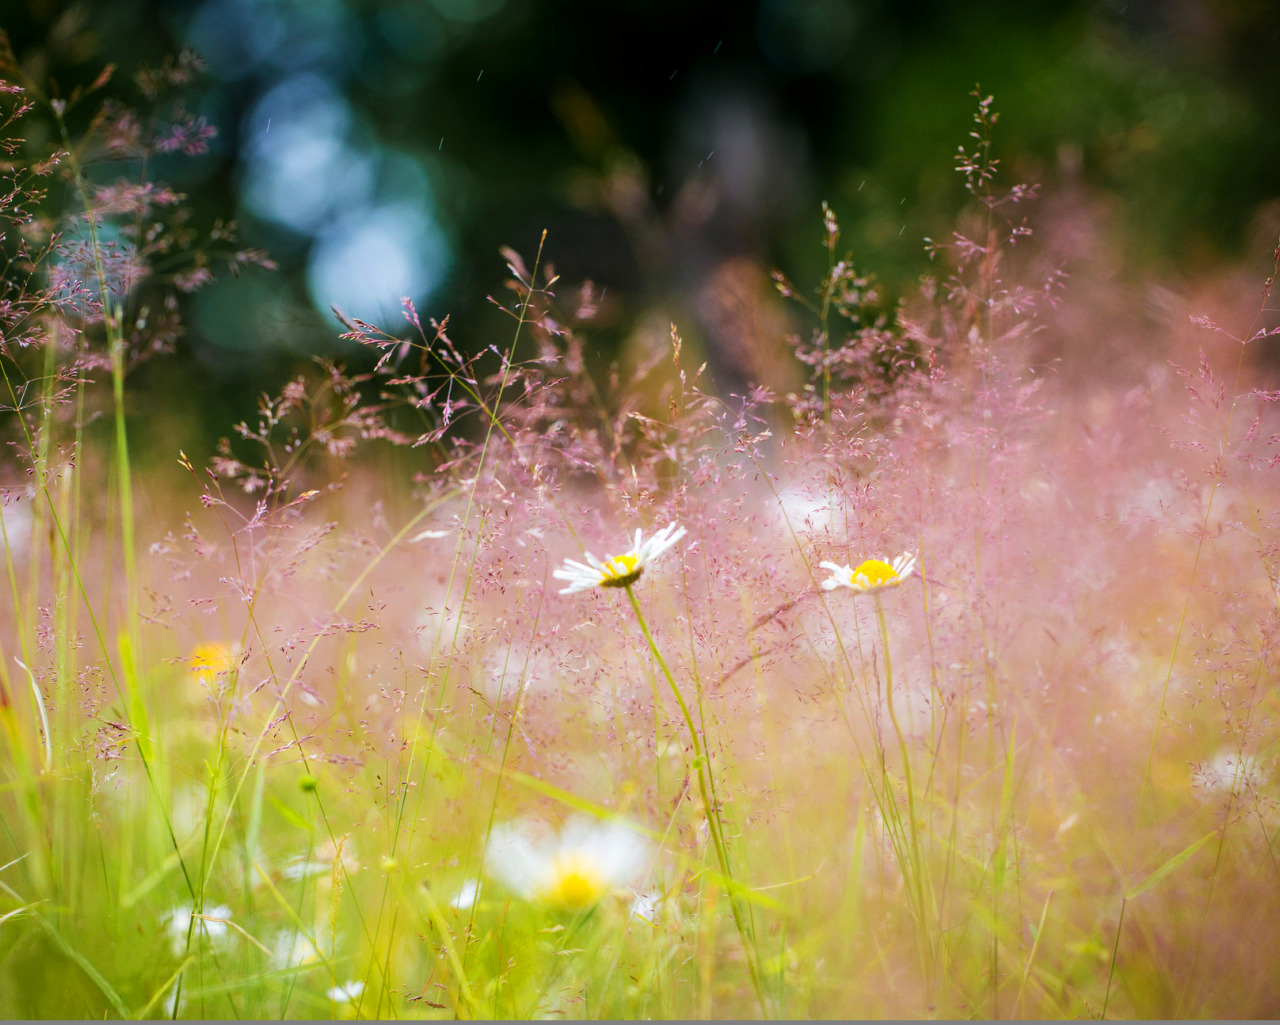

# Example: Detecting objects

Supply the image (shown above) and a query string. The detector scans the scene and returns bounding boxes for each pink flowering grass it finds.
[1,59,1279,1021]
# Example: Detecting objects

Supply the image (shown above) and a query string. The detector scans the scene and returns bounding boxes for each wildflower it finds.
[188,642,238,684]
[272,930,322,969]
[327,980,365,1003]
[449,878,481,910]
[164,902,232,954]
[819,553,916,594]
[552,523,686,594]
[281,852,330,881]
[485,818,649,909]
[0,500,32,558]
[279,838,355,881]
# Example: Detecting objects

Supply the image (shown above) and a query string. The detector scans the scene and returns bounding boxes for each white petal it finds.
[485,823,551,898]
[450,878,481,910]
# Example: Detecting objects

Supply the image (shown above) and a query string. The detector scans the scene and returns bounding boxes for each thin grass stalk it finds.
[391,238,552,1003]
[874,593,933,978]
[622,582,768,1016]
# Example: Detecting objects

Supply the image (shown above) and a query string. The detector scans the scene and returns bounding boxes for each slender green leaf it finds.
[1127,830,1218,899]
[133,956,193,1019]
[33,913,130,1019]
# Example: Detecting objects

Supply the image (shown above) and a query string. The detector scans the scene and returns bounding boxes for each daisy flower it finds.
[272,930,322,969]
[552,522,686,594]
[485,818,650,909]
[164,902,233,955]
[326,980,365,1004]
[819,553,916,594]
[449,878,481,910]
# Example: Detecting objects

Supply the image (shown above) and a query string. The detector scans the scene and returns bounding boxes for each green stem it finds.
[52,107,140,631]
[109,307,138,629]
[624,583,767,1016]
[875,594,930,971]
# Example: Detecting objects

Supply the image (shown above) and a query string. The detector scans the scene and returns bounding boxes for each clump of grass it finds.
[1,47,1279,1023]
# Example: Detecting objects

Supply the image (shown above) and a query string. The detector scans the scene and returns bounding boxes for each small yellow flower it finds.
[819,553,916,594]
[553,523,686,594]
[188,642,238,683]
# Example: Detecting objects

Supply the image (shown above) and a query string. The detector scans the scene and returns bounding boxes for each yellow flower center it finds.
[853,559,899,588]
[599,553,642,588]
[189,643,236,678]
[545,854,607,908]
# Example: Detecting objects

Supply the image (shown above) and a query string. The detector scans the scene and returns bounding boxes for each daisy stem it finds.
[875,594,930,971]
[624,583,767,1016]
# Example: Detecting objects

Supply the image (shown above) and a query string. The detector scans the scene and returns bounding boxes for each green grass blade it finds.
[1126,830,1218,899]
[33,913,130,1019]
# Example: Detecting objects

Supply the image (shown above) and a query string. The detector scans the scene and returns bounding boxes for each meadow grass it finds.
[1,63,1279,1020]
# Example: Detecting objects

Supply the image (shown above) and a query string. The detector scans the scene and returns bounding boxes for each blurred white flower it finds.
[553,523,686,594]
[282,853,332,881]
[327,980,365,1003]
[1195,749,1265,795]
[164,902,232,954]
[272,930,322,969]
[0,498,33,558]
[819,553,916,594]
[278,838,354,881]
[449,878,481,910]
[629,889,662,923]
[485,818,650,909]
[772,486,838,537]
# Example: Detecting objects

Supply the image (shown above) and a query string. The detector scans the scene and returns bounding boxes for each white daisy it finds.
[552,523,687,594]
[164,902,233,954]
[326,980,365,1003]
[485,818,650,909]
[819,553,916,594]
[449,878,481,910]
[281,853,331,881]
[271,930,322,969]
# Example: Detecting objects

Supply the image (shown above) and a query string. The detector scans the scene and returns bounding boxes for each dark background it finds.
[4,0,1279,460]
